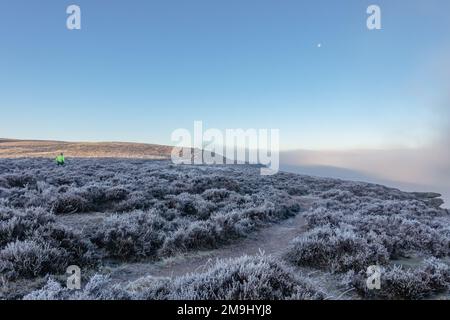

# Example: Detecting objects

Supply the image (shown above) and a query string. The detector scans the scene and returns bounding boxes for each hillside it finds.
[0,158,449,300]
[0,139,173,159]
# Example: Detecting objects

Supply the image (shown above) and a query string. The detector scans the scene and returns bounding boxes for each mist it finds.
[281,145,449,205]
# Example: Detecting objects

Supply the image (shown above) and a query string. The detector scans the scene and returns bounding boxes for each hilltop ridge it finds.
[0,138,173,159]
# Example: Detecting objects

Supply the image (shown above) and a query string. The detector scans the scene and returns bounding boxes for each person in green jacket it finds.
[55,153,65,166]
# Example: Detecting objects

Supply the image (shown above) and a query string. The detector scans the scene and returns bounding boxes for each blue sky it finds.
[1,0,449,150]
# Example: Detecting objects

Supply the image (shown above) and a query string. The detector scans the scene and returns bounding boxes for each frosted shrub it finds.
[359,215,449,257]
[51,193,90,214]
[0,158,448,299]
[32,223,99,268]
[24,275,131,300]
[211,210,255,240]
[169,193,214,220]
[303,207,345,228]
[93,211,167,259]
[0,240,65,280]
[0,208,54,247]
[201,188,233,202]
[0,206,98,281]
[104,186,129,202]
[191,176,240,193]
[303,195,449,261]
[26,255,326,300]
[348,258,450,299]
[150,255,327,300]
[113,191,148,212]
[23,278,69,300]
[161,221,219,255]
[286,225,389,272]
[2,174,37,189]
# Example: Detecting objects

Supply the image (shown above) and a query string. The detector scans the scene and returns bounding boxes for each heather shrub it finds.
[0,206,98,281]
[50,185,132,214]
[211,210,255,240]
[92,211,167,259]
[0,208,54,247]
[51,193,90,214]
[23,275,131,300]
[191,176,240,193]
[31,223,99,268]
[25,255,327,300]
[286,225,389,272]
[354,215,449,258]
[169,193,214,220]
[138,255,327,300]
[346,258,450,299]
[303,196,449,262]
[161,221,219,255]
[113,191,148,212]
[0,240,66,280]
[0,177,8,188]
[201,188,233,202]
[104,186,129,202]
[301,198,447,299]
[3,174,37,189]
[0,158,448,300]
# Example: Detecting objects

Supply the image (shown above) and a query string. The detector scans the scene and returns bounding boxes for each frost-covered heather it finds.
[1,158,449,300]
[285,224,389,272]
[24,255,326,300]
[0,159,300,264]
[342,258,450,300]
[0,158,303,298]
[0,207,98,281]
[286,184,450,299]
[288,190,449,269]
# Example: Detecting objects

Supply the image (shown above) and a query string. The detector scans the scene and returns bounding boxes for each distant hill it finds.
[0,139,173,159]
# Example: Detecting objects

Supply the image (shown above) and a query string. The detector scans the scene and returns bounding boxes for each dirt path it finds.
[106,198,314,283]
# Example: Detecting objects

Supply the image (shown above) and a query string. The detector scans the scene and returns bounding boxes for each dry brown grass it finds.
[0,139,173,159]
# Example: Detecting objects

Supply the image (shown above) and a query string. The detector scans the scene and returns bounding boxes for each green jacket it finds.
[56,155,65,164]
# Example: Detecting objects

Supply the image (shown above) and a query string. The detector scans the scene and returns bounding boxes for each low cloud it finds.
[281,47,450,205]
[281,146,450,206]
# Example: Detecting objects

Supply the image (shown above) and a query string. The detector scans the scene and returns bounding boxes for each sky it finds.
[1,0,449,151]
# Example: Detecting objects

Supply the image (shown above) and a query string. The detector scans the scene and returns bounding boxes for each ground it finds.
[0,158,449,300]
[0,139,173,159]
